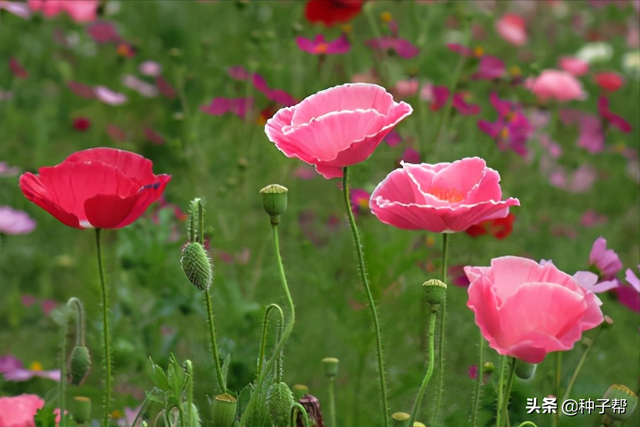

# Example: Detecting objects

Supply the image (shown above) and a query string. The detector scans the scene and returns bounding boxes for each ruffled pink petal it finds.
[465,167,504,204]
[430,157,487,196]
[370,167,421,205]
[467,276,503,354]
[290,83,396,127]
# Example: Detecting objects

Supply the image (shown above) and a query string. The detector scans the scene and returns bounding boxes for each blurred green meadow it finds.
[1,1,639,426]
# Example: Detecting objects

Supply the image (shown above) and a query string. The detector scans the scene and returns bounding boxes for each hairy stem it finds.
[342,166,389,427]
[204,291,226,393]
[408,304,438,426]
[95,228,112,426]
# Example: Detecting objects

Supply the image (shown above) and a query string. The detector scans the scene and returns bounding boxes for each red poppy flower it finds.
[72,117,91,131]
[19,148,170,229]
[305,0,365,27]
[593,71,624,93]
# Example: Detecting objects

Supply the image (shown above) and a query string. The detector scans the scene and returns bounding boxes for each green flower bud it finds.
[266,382,294,427]
[181,242,213,291]
[321,357,339,379]
[514,359,537,380]
[68,396,91,423]
[211,393,237,427]
[603,384,637,421]
[422,279,447,305]
[391,412,410,427]
[413,423,426,427]
[292,384,309,400]
[260,184,288,225]
[68,345,91,386]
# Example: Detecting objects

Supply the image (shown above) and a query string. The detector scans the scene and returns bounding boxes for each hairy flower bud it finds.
[68,345,91,386]
[181,242,212,291]
[267,382,294,427]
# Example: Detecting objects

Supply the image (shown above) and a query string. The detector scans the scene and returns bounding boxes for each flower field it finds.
[0,1,639,426]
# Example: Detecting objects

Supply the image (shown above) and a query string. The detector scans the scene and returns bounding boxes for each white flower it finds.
[576,42,613,64]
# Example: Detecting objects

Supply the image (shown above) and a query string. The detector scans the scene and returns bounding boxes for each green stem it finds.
[328,377,337,427]
[204,291,226,394]
[240,222,296,425]
[342,166,390,427]
[408,305,438,426]
[502,359,516,427]
[563,327,603,402]
[517,423,538,427]
[292,402,310,427]
[496,356,507,427]
[553,352,562,427]
[471,331,484,427]
[59,311,68,427]
[432,233,449,424]
[68,298,86,346]
[185,360,194,425]
[256,304,284,380]
[95,228,112,426]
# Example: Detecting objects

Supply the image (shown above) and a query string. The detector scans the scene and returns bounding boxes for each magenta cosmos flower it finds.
[296,33,350,55]
[265,83,413,179]
[589,237,622,280]
[465,256,604,363]
[369,157,519,233]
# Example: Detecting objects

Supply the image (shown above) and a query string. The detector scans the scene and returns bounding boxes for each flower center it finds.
[427,186,464,202]
[473,46,484,57]
[500,127,510,139]
[315,43,329,54]
[29,361,43,371]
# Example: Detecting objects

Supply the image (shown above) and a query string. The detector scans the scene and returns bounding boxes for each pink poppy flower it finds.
[265,83,412,179]
[525,70,587,102]
[200,97,254,119]
[369,157,520,233]
[465,256,604,363]
[589,237,622,280]
[0,206,36,235]
[0,394,45,427]
[558,56,589,76]
[296,33,350,55]
[365,36,420,59]
[495,13,527,47]
[28,0,98,23]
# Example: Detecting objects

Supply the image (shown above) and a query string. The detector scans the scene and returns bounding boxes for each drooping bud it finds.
[211,393,237,427]
[181,242,213,291]
[266,382,295,427]
[514,359,537,380]
[391,412,410,427]
[321,357,339,379]
[68,345,91,386]
[297,394,323,427]
[422,279,447,305]
[602,384,637,422]
[260,184,288,225]
[68,396,91,423]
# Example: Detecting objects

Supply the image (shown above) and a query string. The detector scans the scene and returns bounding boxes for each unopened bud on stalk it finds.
[69,396,91,423]
[292,384,309,400]
[68,345,91,386]
[391,412,410,427]
[260,184,288,225]
[602,384,637,421]
[267,382,295,427]
[514,359,537,380]
[181,242,213,291]
[422,279,447,305]
[321,357,339,379]
[211,393,237,427]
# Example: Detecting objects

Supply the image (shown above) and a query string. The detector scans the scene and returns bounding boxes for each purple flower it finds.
[94,86,127,105]
[0,161,20,176]
[139,61,162,77]
[122,75,158,97]
[430,86,481,115]
[598,96,632,133]
[0,1,32,19]
[383,129,402,147]
[0,355,60,382]
[296,33,350,55]
[399,148,420,164]
[200,97,254,119]
[365,36,419,59]
[573,270,618,293]
[0,206,36,235]
[615,265,640,313]
[478,92,533,157]
[472,55,505,80]
[228,66,297,106]
[589,237,623,280]
[86,21,122,44]
[350,188,370,216]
